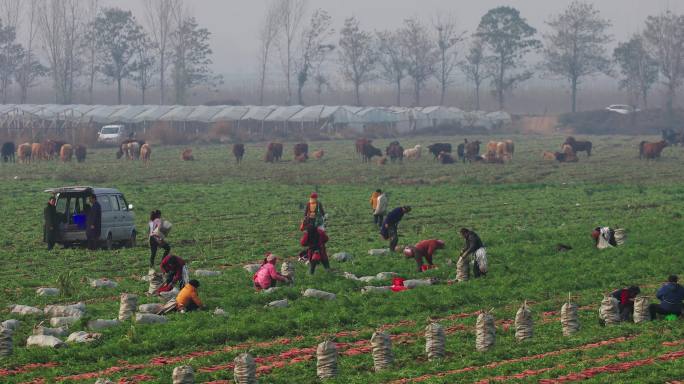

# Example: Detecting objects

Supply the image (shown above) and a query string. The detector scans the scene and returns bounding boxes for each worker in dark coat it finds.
[44,196,59,250]
[380,206,411,251]
[86,194,101,250]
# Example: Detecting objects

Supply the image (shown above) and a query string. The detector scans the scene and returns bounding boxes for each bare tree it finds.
[131,32,157,104]
[399,17,437,106]
[543,1,612,113]
[144,0,179,105]
[82,0,99,104]
[460,38,488,110]
[614,35,659,109]
[295,8,334,105]
[339,16,376,106]
[38,0,83,104]
[643,11,684,112]
[377,30,407,106]
[256,1,279,105]
[433,15,465,105]
[0,0,21,31]
[476,6,541,110]
[276,0,307,105]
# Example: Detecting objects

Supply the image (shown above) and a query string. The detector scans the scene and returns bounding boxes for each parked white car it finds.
[97,125,127,145]
[605,105,639,115]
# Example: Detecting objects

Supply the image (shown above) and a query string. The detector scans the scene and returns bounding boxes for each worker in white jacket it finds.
[374,191,388,228]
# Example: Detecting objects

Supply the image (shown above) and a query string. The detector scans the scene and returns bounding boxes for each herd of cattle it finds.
[0,135,678,166]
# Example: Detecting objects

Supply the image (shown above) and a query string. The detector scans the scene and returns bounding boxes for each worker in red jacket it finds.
[403,239,445,272]
[300,223,329,274]
[157,254,188,293]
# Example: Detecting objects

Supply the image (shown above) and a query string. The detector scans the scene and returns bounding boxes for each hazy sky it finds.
[105,0,683,80]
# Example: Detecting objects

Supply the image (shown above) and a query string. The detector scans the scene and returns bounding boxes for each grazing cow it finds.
[362,143,382,163]
[403,145,422,160]
[464,140,481,162]
[479,150,504,164]
[1,142,15,163]
[140,144,152,165]
[117,139,145,160]
[31,143,44,162]
[181,148,195,161]
[385,141,404,163]
[438,151,455,164]
[60,144,73,162]
[293,143,309,161]
[496,142,513,162]
[427,143,452,159]
[563,136,592,156]
[355,138,371,157]
[556,144,578,162]
[265,142,283,163]
[74,145,87,163]
[639,140,668,160]
[486,141,498,154]
[313,149,325,159]
[233,144,245,164]
[17,143,31,164]
[45,140,66,160]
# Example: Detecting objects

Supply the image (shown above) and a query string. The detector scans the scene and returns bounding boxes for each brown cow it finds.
[17,143,31,164]
[60,144,73,162]
[563,136,592,156]
[140,144,152,165]
[313,149,325,159]
[31,143,44,162]
[486,141,498,154]
[438,151,455,164]
[293,143,308,161]
[385,141,404,163]
[464,140,481,162]
[181,148,195,161]
[639,140,668,160]
[45,140,67,160]
[75,145,87,163]
[233,144,245,164]
[356,138,371,157]
[266,142,283,162]
[557,144,578,162]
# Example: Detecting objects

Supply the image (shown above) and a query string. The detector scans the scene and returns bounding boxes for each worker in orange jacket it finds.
[175,279,203,312]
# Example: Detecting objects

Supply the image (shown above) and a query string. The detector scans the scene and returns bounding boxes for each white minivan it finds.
[45,186,137,249]
[97,125,127,145]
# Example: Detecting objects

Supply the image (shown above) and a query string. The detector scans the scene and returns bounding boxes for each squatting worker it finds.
[303,192,325,230]
[403,239,445,272]
[459,228,487,278]
[44,196,58,251]
[253,253,290,290]
[176,279,203,312]
[610,285,640,321]
[86,194,101,251]
[381,206,411,252]
[649,275,684,319]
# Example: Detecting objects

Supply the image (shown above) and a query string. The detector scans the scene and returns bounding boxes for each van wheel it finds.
[126,231,137,248]
[105,233,113,250]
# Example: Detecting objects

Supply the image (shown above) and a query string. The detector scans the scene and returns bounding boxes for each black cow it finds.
[1,142,15,163]
[427,143,452,159]
[362,143,382,163]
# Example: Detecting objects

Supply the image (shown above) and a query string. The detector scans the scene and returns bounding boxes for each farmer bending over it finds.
[459,228,487,278]
[592,226,625,249]
[157,254,189,293]
[301,223,330,274]
[403,239,445,272]
[649,275,684,319]
[254,253,290,290]
[176,279,203,312]
[610,285,640,321]
[381,206,411,252]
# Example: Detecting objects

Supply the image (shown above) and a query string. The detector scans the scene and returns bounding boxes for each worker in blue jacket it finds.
[649,275,684,319]
[380,206,411,252]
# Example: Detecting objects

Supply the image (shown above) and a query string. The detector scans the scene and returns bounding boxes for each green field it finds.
[2,134,684,383]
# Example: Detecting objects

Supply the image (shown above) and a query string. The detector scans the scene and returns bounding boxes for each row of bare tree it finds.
[0,0,220,106]
[257,0,684,113]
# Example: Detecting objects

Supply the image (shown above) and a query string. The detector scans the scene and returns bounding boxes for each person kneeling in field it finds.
[592,226,625,249]
[403,239,445,272]
[649,275,684,319]
[254,253,290,290]
[157,254,189,293]
[176,279,203,312]
[611,285,640,321]
[301,223,330,274]
[459,228,487,278]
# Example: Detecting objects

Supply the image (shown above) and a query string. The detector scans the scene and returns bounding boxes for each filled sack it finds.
[561,301,580,336]
[135,313,167,324]
[33,326,68,337]
[317,341,338,379]
[66,331,101,343]
[476,312,496,351]
[36,288,60,296]
[371,331,393,371]
[233,353,257,384]
[0,326,12,356]
[514,302,533,341]
[303,289,336,300]
[44,303,85,318]
[118,294,138,322]
[9,305,43,316]
[172,365,194,384]
[456,256,469,282]
[26,335,65,349]
[138,303,163,314]
[633,296,651,323]
[425,322,445,360]
[50,316,80,328]
[88,319,120,331]
[90,278,118,288]
[599,295,620,325]
[194,270,221,277]
[265,299,289,308]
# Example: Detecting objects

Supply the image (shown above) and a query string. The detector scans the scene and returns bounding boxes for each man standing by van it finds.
[86,194,101,250]
[44,196,58,250]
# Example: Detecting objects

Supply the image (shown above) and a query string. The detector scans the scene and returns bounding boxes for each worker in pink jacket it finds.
[253,253,289,290]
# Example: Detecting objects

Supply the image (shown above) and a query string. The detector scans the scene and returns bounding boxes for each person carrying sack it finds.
[149,210,171,267]
[253,253,290,290]
[403,239,445,272]
[592,226,625,249]
[459,228,487,278]
[373,190,388,229]
[301,223,330,274]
